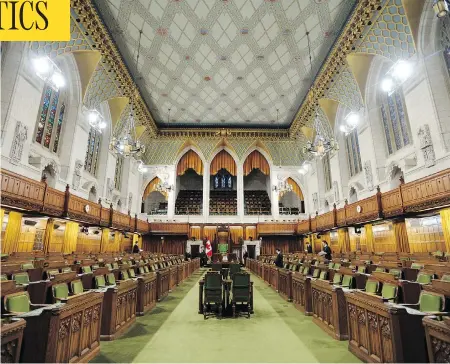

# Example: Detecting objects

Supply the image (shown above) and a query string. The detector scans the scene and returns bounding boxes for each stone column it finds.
[167,167,176,218]
[237,164,244,219]
[203,163,210,220]
[271,174,279,218]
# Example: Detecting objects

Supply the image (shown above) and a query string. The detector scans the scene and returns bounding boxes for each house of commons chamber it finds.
[2,0,450,362]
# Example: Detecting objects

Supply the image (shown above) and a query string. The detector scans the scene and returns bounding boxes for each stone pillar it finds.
[167,167,176,218]
[203,163,210,220]
[237,164,244,219]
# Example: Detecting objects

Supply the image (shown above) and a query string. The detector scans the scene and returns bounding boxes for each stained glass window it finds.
[380,89,411,155]
[345,130,363,177]
[323,154,332,192]
[114,156,124,190]
[84,127,101,176]
[444,46,450,76]
[35,84,65,152]
[442,16,450,75]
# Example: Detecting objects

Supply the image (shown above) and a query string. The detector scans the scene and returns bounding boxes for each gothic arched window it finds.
[323,153,332,191]
[380,89,411,155]
[84,127,101,176]
[345,130,362,177]
[114,155,124,190]
[35,84,66,153]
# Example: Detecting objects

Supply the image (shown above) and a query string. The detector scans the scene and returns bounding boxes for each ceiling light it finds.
[381,77,394,93]
[393,60,413,82]
[51,72,65,89]
[433,0,449,18]
[33,57,51,75]
[346,112,359,127]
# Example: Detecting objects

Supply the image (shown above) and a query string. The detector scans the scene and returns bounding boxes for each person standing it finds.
[132,242,140,253]
[305,242,313,254]
[321,241,332,261]
[274,248,283,268]
[243,250,249,266]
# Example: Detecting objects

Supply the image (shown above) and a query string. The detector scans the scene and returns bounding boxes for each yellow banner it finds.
[0,0,70,41]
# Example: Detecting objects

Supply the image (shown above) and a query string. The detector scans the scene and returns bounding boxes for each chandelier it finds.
[110,102,146,158]
[155,180,173,193]
[272,180,293,194]
[302,112,339,159]
[32,55,65,91]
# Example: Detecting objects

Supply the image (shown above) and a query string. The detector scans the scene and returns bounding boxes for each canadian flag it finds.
[205,240,212,258]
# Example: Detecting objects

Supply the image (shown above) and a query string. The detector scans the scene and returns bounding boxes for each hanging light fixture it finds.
[272,180,293,194]
[301,31,338,160]
[433,0,449,18]
[137,160,148,173]
[155,180,173,193]
[32,55,65,91]
[381,59,413,95]
[339,111,360,135]
[109,27,146,158]
[302,111,339,159]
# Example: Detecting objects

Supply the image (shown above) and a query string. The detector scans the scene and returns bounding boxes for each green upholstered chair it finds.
[328,262,334,269]
[341,275,353,288]
[1,274,8,281]
[283,263,289,269]
[212,263,222,272]
[231,273,251,318]
[112,262,119,270]
[418,292,445,313]
[81,266,92,274]
[70,280,84,295]
[381,283,397,302]
[389,268,402,279]
[47,269,59,277]
[128,269,136,278]
[302,266,309,275]
[52,283,69,301]
[143,266,150,273]
[229,264,241,277]
[334,263,341,270]
[319,271,328,280]
[105,263,113,270]
[121,270,129,280]
[20,262,34,270]
[92,264,100,271]
[357,266,366,274]
[442,275,450,282]
[95,275,106,288]
[139,266,145,274]
[411,263,424,270]
[203,272,223,319]
[375,267,386,273]
[417,273,433,284]
[13,272,29,285]
[314,261,319,266]
[290,264,297,272]
[106,273,116,285]
[4,292,31,314]
[365,280,379,294]
[333,273,342,285]
[312,269,320,278]
[62,267,72,273]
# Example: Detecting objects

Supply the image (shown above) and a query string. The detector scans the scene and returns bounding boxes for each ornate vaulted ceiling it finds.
[93,0,356,128]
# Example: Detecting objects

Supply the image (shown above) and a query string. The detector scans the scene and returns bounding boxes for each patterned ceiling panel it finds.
[355,0,415,61]
[264,140,303,166]
[144,139,185,165]
[227,139,257,161]
[193,138,222,161]
[325,66,363,111]
[84,63,123,109]
[93,0,357,128]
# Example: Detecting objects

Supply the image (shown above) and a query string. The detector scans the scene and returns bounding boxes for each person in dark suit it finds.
[306,242,313,254]
[132,242,140,253]
[243,250,249,266]
[274,248,283,268]
[321,241,332,261]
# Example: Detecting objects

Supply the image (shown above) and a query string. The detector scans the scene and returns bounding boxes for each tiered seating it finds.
[209,190,237,215]
[279,203,300,215]
[175,190,202,215]
[149,202,168,215]
[247,252,450,362]
[244,190,271,215]
[0,252,200,362]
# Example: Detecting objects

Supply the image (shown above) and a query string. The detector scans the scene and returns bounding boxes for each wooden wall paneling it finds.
[381,187,403,218]
[298,219,311,234]
[336,208,346,227]
[67,194,102,225]
[42,187,65,217]
[150,223,189,235]
[345,192,382,226]
[257,223,297,235]
[406,216,446,253]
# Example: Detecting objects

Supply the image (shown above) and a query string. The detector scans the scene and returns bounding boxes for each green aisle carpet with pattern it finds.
[91,268,360,363]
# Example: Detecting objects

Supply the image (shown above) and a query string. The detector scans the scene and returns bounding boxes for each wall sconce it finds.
[32,56,65,91]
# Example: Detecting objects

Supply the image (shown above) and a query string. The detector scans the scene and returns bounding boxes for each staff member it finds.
[274,248,283,268]
[305,242,313,254]
[321,241,332,261]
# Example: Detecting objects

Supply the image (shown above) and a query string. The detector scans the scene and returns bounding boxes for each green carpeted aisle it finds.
[92,269,360,363]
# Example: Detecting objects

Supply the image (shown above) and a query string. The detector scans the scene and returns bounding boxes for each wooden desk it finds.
[1,318,26,363]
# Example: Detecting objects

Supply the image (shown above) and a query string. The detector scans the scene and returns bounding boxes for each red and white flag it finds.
[205,240,212,258]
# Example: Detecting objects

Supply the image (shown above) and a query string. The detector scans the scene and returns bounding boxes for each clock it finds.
[356,205,362,213]
[84,204,90,213]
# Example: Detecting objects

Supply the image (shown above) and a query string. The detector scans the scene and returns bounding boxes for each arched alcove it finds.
[389,165,404,189]
[175,150,203,215]
[243,150,271,215]
[349,187,358,204]
[143,177,168,215]
[209,149,237,215]
[279,177,305,215]
[88,186,97,202]
[42,163,57,188]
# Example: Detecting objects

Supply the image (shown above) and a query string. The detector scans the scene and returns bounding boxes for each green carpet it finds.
[92,269,360,363]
